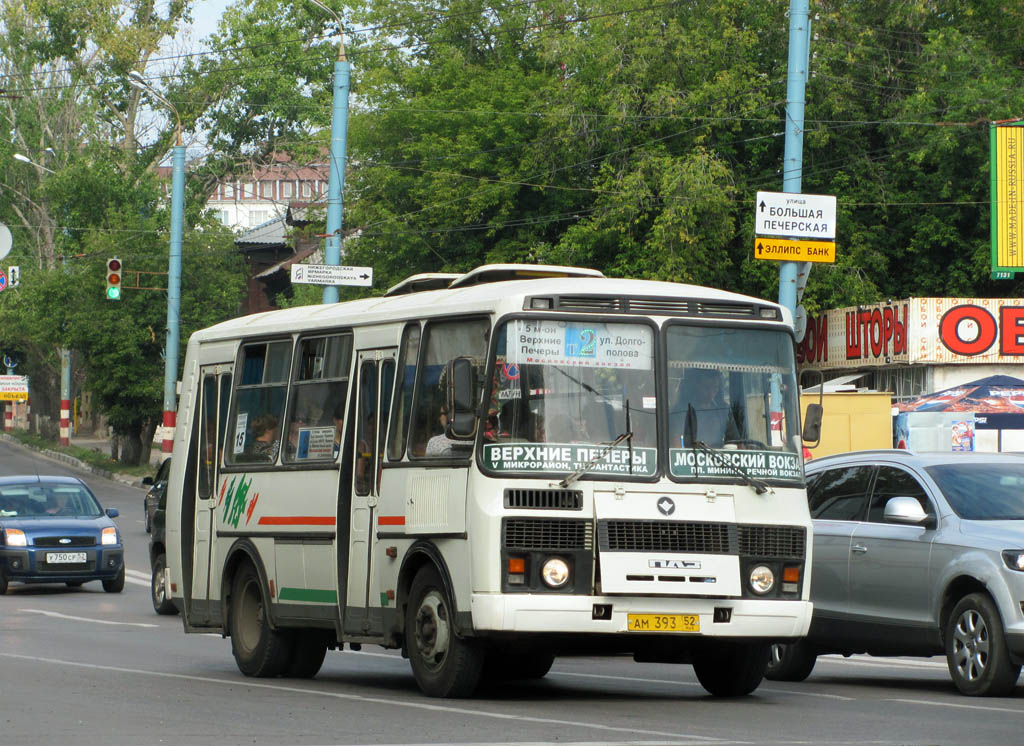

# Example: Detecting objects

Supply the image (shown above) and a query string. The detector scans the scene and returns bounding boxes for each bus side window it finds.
[198,375,217,498]
[410,317,489,458]
[387,324,420,461]
[377,359,395,490]
[354,360,377,495]
[283,333,352,463]
[228,340,291,465]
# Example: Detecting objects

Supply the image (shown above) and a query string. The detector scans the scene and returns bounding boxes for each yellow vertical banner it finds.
[994,124,1024,274]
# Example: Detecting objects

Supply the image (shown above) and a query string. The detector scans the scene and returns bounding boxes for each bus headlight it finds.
[749,565,775,594]
[541,557,570,589]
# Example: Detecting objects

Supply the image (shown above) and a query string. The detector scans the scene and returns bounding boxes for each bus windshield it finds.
[665,323,803,483]
[482,318,658,478]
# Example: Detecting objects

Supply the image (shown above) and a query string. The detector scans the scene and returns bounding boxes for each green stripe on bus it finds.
[278,587,338,603]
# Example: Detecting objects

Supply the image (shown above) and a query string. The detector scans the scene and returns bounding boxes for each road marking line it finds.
[348,650,853,701]
[125,576,149,588]
[817,655,947,671]
[0,652,736,742]
[125,569,150,579]
[888,697,1024,715]
[19,609,157,628]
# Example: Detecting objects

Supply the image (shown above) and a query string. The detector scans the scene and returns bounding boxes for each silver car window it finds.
[808,466,873,521]
[868,466,933,523]
[925,463,1024,520]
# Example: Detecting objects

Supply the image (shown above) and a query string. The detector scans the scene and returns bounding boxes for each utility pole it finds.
[777,0,811,317]
[309,0,350,304]
[130,73,183,461]
[12,152,70,445]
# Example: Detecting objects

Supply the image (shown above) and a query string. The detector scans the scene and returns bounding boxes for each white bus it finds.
[163,264,819,698]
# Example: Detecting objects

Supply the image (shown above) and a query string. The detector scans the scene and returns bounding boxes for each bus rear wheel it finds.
[405,565,484,698]
[230,563,292,677]
[692,641,770,697]
[285,630,330,678]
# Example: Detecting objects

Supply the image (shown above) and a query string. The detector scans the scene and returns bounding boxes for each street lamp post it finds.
[12,153,56,174]
[129,72,184,460]
[308,0,350,304]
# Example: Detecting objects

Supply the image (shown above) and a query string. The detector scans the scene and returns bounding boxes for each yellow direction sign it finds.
[754,237,836,263]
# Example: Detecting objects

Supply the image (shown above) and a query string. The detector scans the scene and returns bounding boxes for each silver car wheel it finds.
[951,608,990,682]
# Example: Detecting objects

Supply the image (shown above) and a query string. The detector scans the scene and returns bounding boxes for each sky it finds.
[186,0,233,48]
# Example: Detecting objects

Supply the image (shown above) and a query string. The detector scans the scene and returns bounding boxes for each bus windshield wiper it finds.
[557,430,633,489]
[685,404,772,495]
[625,399,633,476]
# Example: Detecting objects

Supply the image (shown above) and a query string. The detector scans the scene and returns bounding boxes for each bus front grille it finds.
[502,518,592,551]
[599,520,732,553]
[504,488,583,510]
[599,520,806,560]
[737,525,806,559]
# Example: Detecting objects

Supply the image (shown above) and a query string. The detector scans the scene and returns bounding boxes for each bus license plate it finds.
[46,552,87,564]
[627,613,699,633]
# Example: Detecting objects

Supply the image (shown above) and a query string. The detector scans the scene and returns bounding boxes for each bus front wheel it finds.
[405,565,484,698]
[230,563,292,677]
[691,641,770,697]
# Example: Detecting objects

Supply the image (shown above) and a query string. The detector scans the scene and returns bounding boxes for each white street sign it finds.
[0,223,11,261]
[755,191,837,240]
[0,374,29,401]
[290,263,373,287]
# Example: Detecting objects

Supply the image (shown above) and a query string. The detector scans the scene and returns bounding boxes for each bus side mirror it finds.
[802,403,823,446]
[800,368,824,448]
[448,357,477,439]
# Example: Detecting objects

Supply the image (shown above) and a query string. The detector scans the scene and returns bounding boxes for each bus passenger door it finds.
[344,348,396,636]
[191,366,232,624]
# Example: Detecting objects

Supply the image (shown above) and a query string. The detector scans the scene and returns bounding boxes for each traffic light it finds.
[106,257,122,300]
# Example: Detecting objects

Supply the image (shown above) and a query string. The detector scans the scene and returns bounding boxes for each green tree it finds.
[0,1,247,462]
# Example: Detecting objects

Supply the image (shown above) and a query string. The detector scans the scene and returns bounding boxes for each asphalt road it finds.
[1,439,1021,746]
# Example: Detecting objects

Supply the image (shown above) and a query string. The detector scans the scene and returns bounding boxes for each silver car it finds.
[768,450,1024,696]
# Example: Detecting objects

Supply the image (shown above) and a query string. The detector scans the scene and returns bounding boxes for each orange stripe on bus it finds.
[257,516,336,526]
[377,516,406,526]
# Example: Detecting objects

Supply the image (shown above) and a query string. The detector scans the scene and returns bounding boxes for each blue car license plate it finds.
[46,552,87,564]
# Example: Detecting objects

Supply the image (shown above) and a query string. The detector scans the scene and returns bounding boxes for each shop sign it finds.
[797,298,1024,368]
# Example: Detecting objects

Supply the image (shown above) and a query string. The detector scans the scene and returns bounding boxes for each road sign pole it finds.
[777,0,811,317]
[162,141,185,457]
[322,42,350,304]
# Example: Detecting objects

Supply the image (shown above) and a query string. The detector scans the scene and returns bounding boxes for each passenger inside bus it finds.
[425,406,460,455]
[248,414,281,462]
[670,368,741,448]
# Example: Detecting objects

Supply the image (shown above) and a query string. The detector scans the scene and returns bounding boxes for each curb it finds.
[0,431,146,488]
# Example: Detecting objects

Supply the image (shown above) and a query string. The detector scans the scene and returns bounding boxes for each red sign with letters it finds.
[797,298,1024,368]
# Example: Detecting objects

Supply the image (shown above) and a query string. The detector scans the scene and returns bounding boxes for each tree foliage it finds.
[5,0,1024,460]
[0,1,244,463]
[197,0,1024,308]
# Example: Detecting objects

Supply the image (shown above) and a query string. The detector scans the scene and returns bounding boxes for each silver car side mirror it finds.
[884,496,930,526]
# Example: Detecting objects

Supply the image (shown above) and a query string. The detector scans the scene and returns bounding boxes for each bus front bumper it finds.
[470,593,812,639]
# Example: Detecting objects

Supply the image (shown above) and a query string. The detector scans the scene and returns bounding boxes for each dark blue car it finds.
[0,475,124,594]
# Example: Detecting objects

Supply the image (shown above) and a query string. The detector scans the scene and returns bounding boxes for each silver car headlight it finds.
[1002,550,1024,571]
[749,564,775,594]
